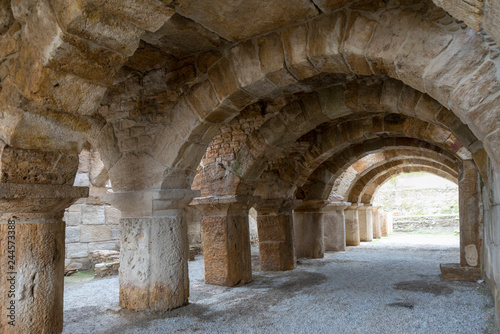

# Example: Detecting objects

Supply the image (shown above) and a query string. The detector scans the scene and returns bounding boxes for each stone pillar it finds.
[322,202,350,251]
[381,211,388,237]
[345,205,360,246]
[372,206,382,239]
[293,200,327,259]
[459,160,482,268]
[255,199,296,271]
[0,184,88,334]
[358,205,373,242]
[191,195,254,286]
[111,189,195,311]
[387,213,393,234]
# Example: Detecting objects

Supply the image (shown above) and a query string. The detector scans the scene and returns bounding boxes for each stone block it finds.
[66,226,81,243]
[94,261,120,278]
[64,210,82,226]
[111,228,120,240]
[257,32,297,87]
[80,225,112,242]
[66,242,89,258]
[81,205,106,225]
[282,23,320,80]
[342,12,376,76]
[88,241,119,252]
[440,263,482,281]
[308,11,349,74]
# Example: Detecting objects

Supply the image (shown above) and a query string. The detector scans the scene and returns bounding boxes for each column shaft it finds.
[256,200,295,271]
[345,206,360,246]
[322,203,349,251]
[459,160,482,267]
[293,201,327,259]
[358,205,373,242]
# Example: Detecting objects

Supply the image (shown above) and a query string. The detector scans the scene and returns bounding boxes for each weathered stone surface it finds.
[80,225,112,242]
[176,0,318,41]
[283,24,320,80]
[342,12,376,76]
[294,201,327,259]
[95,261,120,278]
[323,202,349,251]
[119,216,189,311]
[440,263,482,281]
[191,196,253,286]
[0,220,65,333]
[358,205,373,242]
[308,11,349,74]
[459,160,482,267]
[256,200,296,271]
[345,206,360,246]
[142,13,226,58]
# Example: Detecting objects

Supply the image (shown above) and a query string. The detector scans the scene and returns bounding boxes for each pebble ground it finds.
[63,234,499,334]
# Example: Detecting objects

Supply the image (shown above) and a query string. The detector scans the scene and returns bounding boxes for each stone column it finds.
[345,205,360,246]
[111,189,195,311]
[381,211,388,237]
[293,200,327,259]
[459,160,482,268]
[255,199,296,271]
[372,206,382,239]
[358,205,373,242]
[0,184,88,334]
[322,202,350,251]
[190,195,254,286]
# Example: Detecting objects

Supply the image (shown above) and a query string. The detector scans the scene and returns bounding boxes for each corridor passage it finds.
[63,234,495,334]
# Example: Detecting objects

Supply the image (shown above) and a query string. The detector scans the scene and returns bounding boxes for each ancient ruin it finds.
[0,0,499,332]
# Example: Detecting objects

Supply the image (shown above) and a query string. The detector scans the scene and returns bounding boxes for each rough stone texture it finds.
[95,261,120,278]
[358,205,373,242]
[0,221,65,333]
[372,207,383,239]
[440,263,482,281]
[345,206,360,246]
[459,160,482,268]
[293,201,327,259]
[175,0,318,41]
[191,196,253,286]
[256,200,296,271]
[322,203,349,251]
[119,216,189,311]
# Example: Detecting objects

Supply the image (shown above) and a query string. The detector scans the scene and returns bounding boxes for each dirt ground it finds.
[63,234,498,333]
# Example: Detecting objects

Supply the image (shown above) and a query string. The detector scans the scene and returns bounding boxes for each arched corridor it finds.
[0,0,499,332]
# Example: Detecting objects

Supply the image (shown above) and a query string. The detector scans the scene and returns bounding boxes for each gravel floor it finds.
[63,234,498,334]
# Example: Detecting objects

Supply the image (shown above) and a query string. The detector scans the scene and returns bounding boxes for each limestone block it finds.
[82,205,106,225]
[51,0,143,56]
[197,50,222,73]
[119,217,189,311]
[87,0,175,32]
[64,210,82,226]
[111,228,120,240]
[484,0,500,45]
[66,226,81,243]
[0,147,79,185]
[440,263,482,281]
[423,30,488,108]
[105,206,121,225]
[229,39,276,98]
[80,225,112,242]
[256,32,297,87]
[108,153,165,192]
[432,0,483,31]
[95,261,120,278]
[176,0,318,41]
[342,12,376,76]
[345,207,360,246]
[89,249,120,264]
[0,221,65,333]
[66,242,89,258]
[308,11,349,74]
[394,19,453,92]
[282,24,320,80]
[293,210,325,259]
[367,8,418,78]
[88,241,119,251]
[208,58,257,110]
[142,13,225,59]
[312,0,355,12]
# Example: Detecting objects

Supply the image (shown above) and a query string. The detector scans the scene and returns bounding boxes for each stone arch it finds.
[331,149,459,200]
[344,159,458,203]
[298,138,459,200]
[359,166,458,205]
[175,5,498,185]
